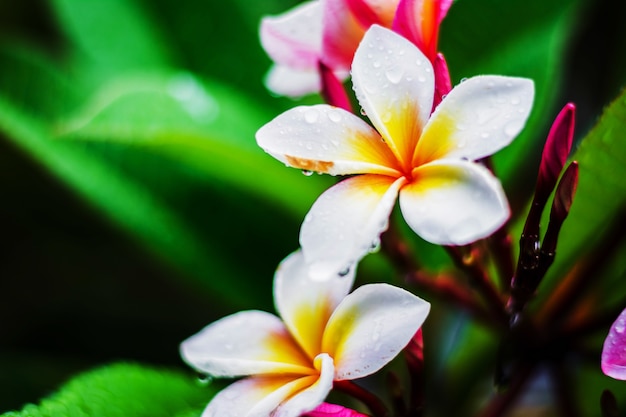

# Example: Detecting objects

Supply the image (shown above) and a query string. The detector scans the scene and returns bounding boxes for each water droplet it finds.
[504,121,522,136]
[369,238,381,253]
[385,66,404,84]
[381,111,392,123]
[197,373,213,386]
[338,266,351,277]
[460,77,468,83]
[302,170,313,176]
[360,108,367,116]
[328,110,342,123]
[304,109,319,123]
[615,319,625,334]
[372,60,381,68]
[511,97,521,105]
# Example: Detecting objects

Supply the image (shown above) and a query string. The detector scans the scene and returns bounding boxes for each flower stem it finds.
[335,380,389,417]
[445,245,509,327]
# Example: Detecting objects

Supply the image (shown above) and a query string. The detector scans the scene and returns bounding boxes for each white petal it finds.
[322,283,430,380]
[256,104,401,176]
[202,374,314,417]
[274,354,335,417]
[260,1,323,69]
[352,25,434,169]
[274,250,355,360]
[416,75,535,165]
[300,174,405,279]
[399,159,509,245]
[180,310,313,377]
[265,64,322,97]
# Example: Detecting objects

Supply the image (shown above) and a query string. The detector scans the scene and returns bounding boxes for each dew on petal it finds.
[504,120,524,137]
[305,109,320,123]
[328,110,342,123]
[385,66,404,84]
[302,170,314,176]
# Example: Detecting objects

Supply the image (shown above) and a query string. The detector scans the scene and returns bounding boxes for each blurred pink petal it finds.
[602,307,626,380]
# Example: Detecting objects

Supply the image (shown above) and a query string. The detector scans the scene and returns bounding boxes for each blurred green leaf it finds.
[0,363,212,417]
[58,71,331,215]
[441,0,584,197]
[1,93,281,310]
[50,0,174,72]
[0,45,82,119]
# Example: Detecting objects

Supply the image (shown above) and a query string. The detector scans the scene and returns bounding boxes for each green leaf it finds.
[0,363,212,417]
[0,94,271,310]
[50,0,174,72]
[59,72,331,215]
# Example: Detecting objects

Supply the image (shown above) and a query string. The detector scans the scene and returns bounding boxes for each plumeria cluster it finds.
[181,0,624,416]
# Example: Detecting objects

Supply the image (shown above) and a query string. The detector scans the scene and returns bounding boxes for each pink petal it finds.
[274,250,355,360]
[300,175,405,279]
[535,103,576,205]
[180,311,313,377]
[304,403,369,417]
[260,1,323,69]
[399,159,509,245]
[432,53,452,110]
[602,307,626,380]
[392,0,453,62]
[321,0,367,71]
[322,283,430,380]
[319,60,352,110]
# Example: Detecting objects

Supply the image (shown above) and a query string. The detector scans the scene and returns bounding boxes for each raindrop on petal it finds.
[304,109,319,123]
[302,170,314,176]
[328,110,342,123]
[338,266,351,277]
[385,66,404,84]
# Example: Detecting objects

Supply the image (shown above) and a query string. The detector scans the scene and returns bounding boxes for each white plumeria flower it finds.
[180,250,430,417]
[256,25,534,279]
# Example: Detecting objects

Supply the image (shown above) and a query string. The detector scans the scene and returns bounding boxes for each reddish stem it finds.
[335,380,389,417]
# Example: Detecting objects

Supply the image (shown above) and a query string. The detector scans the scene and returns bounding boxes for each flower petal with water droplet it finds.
[416,75,534,165]
[274,250,355,360]
[201,374,318,417]
[602,307,626,380]
[256,104,401,176]
[180,311,314,377]
[399,159,509,245]
[300,174,405,279]
[352,24,434,169]
[322,283,430,380]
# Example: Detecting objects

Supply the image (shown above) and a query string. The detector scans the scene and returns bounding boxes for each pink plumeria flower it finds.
[180,250,430,417]
[260,0,452,97]
[601,307,626,380]
[256,25,534,279]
